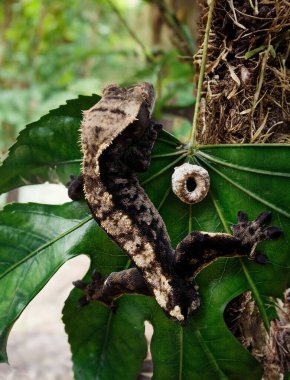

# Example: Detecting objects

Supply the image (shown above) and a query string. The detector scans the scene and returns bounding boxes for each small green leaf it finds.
[269,45,276,58]
[245,45,266,59]
[245,44,276,60]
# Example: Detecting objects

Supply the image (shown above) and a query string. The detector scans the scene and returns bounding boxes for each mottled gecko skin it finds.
[70,82,282,323]
[80,83,199,321]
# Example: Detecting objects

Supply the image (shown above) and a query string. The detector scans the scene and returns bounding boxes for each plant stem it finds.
[107,0,154,63]
[188,0,216,148]
[251,38,271,112]
[152,0,195,55]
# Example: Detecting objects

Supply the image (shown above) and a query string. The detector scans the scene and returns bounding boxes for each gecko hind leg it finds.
[174,211,282,278]
[73,267,151,311]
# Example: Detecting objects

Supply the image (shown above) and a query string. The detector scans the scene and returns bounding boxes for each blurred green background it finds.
[1,0,198,157]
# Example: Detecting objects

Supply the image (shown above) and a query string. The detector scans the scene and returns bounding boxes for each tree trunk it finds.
[196,0,289,145]
[196,1,290,378]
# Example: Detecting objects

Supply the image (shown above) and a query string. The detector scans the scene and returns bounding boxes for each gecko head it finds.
[103,82,156,116]
[129,82,156,116]
[140,82,155,115]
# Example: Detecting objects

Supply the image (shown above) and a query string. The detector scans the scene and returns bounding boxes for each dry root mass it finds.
[195,0,289,144]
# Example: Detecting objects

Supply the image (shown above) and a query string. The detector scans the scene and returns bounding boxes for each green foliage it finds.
[0,95,289,379]
[1,2,289,377]
[0,94,99,193]
[0,1,194,155]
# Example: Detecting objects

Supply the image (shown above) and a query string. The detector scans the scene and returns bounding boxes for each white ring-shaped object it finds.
[171,163,210,204]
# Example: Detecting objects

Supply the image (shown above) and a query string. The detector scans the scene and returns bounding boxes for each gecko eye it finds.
[141,91,150,105]
[103,84,121,96]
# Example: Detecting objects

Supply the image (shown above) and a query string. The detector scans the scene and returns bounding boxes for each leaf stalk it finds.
[188,0,216,149]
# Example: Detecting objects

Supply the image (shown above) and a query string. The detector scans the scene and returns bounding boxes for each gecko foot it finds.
[67,174,84,201]
[231,211,282,261]
[73,270,116,312]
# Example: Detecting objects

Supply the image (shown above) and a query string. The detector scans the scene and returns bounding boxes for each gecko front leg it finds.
[174,211,282,278]
[123,120,162,172]
[67,174,84,200]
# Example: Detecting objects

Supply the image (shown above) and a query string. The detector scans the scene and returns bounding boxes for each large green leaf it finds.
[0,94,99,193]
[0,95,289,379]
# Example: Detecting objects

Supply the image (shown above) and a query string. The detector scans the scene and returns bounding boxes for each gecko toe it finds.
[254,252,268,265]
[232,210,282,249]
[67,174,84,200]
[73,280,87,290]
[73,270,105,306]
[255,211,272,225]
[264,226,282,240]
[237,210,248,223]
[78,296,90,308]
[92,269,103,282]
